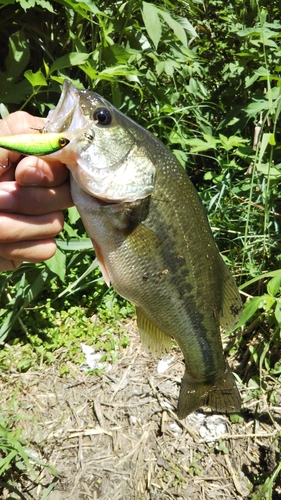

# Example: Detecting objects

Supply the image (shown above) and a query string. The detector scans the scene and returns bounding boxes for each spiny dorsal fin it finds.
[136,308,171,357]
[219,262,243,330]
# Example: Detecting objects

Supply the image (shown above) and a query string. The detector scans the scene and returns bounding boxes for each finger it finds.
[15,156,69,187]
[0,257,23,272]
[0,181,73,215]
[0,239,58,269]
[0,164,16,182]
[0,111,45,136]
[0,153,16,179]
[0,212,64,243]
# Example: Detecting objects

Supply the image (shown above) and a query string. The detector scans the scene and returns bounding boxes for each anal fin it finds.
[136,308,171,357]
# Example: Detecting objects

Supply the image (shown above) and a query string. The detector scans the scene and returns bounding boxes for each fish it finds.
[0,80,243,418]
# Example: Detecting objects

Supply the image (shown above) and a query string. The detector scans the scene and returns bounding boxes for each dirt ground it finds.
[1,320,281,500]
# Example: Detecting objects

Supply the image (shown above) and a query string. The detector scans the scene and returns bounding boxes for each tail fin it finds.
[177,365,241,419]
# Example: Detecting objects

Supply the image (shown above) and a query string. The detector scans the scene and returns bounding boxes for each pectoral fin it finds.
[90,238,111,287]
[136,308,171,356]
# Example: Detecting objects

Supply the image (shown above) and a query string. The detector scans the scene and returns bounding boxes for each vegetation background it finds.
[0,0,281,498]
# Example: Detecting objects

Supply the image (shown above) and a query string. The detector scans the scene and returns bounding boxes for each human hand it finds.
[0,111,73,271]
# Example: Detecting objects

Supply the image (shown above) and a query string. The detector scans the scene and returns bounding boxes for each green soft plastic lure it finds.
[0,133,69,155]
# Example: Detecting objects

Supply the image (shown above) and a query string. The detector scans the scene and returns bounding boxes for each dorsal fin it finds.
[219,262,243,330]
[136,308,171,357]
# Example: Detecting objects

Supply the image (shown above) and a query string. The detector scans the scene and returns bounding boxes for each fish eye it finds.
[93,108,112,125]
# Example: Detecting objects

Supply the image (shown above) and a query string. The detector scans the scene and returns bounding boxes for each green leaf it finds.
[77,61,99,80]
[142,2,162,49]
[50,53,90,74]
[62,222,78,238]
[173,149,187,167]
[159,10,188,47]
[45,248,66,282]
[19,0,36,10]
[268,133,276,145]
[24,69,47,87]
[20,0,55,12]
[274,304,281,324]
[0,450,18,475]
[4,30,30,78]
[163,59,180,76]
[229,413,245,423]
[240,270,281,290]
[262,36,278,48]
[0,31,31,103]
[257,133,271,166]
[0,268,50,343]
[0,103,9,118]
[261,294,276,311]
[175,15,197,39]
[57,258,99,299]
[0,80,32,105]
[37,0,56,12]
[102,44,132,65]
[218,134,248,151]
[267,274,281,296]
[67,206,81,225]
[111,81,122,108]
[51,0,100,18]
[186,134,218,152]
[239,296,263,325]
[245,100,270,116]
[98,65,142,80]
[256,162,281,179]
[245,66,270,88]
[72,0,101,15]
[57,239,93,251]
[12,441,40,481]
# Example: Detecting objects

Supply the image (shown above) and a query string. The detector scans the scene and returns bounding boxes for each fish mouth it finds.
[44,80,87,134]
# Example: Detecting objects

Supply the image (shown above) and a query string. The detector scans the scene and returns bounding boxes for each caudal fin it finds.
[177,365,241,419]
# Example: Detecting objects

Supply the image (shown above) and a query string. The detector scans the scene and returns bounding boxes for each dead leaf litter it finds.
[1,321,280,499]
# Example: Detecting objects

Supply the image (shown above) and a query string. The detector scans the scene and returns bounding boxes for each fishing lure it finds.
[0,133,69,155]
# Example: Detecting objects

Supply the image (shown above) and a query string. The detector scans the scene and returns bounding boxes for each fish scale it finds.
[0,80,243,418]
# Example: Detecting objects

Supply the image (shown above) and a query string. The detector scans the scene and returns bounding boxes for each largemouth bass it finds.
[0,80,243,418]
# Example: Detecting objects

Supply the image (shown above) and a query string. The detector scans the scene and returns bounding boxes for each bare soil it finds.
[1,320,281,500]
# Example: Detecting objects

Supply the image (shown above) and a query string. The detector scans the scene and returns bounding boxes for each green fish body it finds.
[0,80,243,417]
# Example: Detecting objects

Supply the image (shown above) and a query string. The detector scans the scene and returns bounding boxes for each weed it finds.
[0,386,58,498]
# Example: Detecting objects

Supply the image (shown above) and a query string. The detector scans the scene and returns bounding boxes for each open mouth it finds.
[44,80,87,134]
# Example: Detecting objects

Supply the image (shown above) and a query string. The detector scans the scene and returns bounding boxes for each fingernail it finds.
[20,166,44,186]
[0,189,14,210]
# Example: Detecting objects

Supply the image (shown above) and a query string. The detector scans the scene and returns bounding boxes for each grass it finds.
[0,384,58,499]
